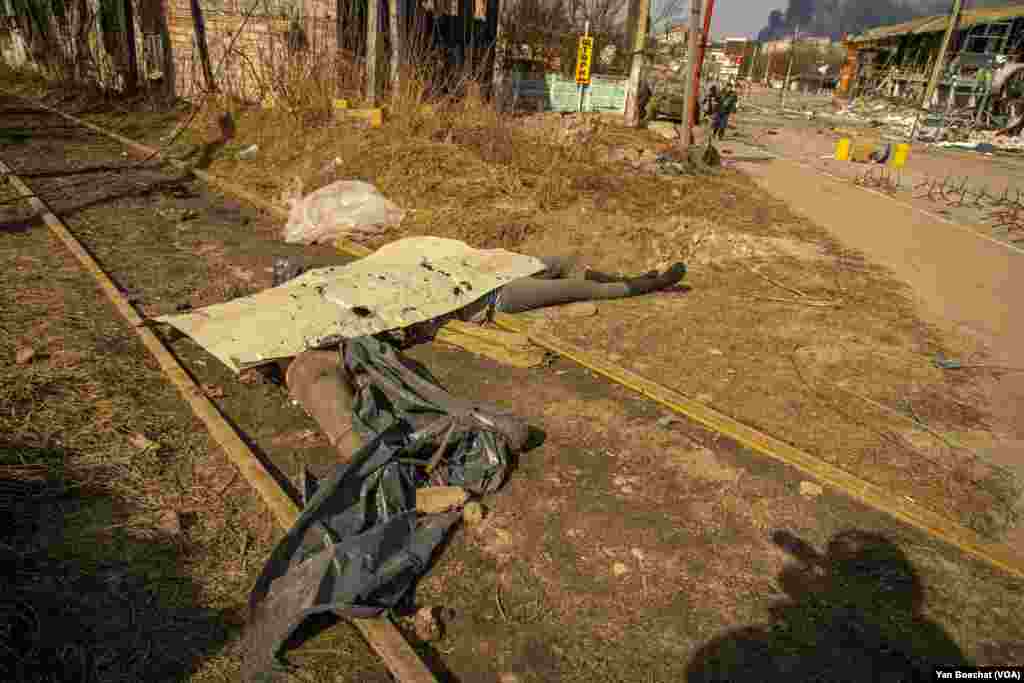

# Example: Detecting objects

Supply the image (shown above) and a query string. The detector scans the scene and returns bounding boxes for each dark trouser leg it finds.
[534,256,572,279]
[496,264,687,314]
[282,350,364,460]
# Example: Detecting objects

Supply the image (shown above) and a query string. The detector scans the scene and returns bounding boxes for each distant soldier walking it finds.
[637,73,655,128]
[711,84,738,140]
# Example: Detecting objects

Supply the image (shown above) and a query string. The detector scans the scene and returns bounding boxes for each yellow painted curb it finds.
[25,98,1024,584]
[336,107,383,128]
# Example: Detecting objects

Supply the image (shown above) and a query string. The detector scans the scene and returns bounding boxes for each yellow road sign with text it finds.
[576,36,595,85]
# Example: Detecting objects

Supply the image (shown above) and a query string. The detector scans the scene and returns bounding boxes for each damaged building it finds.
[840,6,1024,133]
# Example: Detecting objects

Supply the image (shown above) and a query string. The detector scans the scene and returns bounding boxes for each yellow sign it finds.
[575,36,595,85]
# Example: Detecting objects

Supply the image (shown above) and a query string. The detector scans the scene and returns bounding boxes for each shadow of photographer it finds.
[687,529,970,683]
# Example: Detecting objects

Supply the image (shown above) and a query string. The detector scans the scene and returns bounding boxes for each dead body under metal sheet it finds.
[155,237,546,372]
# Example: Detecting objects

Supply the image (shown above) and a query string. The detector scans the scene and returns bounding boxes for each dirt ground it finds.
[42,84,1022,540]
[2,80,1023,682]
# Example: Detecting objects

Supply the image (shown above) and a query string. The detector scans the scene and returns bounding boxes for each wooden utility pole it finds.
[388,0,401,96]
[679,0,702,150]
[189,0,216,93]
[624,0,651,126]
[490,0,506,111]
[123,0,140,93]
[922,0,964,109]
[366,0,380,104]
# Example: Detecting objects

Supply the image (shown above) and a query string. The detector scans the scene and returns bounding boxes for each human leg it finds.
[282,350,364,459]
[496,263,687,314]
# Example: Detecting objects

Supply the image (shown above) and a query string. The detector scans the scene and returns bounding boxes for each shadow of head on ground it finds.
[686,528,970,683]
[0,441,234,683]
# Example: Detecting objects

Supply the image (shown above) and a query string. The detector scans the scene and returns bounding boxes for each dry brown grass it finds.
[30,51,1020,539]
[0,199,272,682]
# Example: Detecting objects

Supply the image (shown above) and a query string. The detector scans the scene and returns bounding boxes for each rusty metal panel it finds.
[155,237,545,372]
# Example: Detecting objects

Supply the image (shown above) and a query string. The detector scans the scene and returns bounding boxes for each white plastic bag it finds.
[283,180,406,245]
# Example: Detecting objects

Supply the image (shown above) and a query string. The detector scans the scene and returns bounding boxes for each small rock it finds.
[657,415,678,428]
[799,481,824,498]
[499,675,522,683]
[630,548,645,562]
[413,606,442,642]
[157,510,182,536]
[237,144,259,160]
[708,349,724,356]
[203,384,226,399]
[15,346,36,364]
[463,501,486,526]
[130,433,160,452]
[612,562,630,577]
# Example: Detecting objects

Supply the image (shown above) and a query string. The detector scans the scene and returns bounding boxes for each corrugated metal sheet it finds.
[155,237,546,372]
[512,73,628,113]
[850,6,1024,44]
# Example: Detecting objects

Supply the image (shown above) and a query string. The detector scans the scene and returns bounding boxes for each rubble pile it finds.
[831,95,1024,150]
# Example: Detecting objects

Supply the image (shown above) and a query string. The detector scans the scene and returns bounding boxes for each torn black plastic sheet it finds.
[242,336,529,682]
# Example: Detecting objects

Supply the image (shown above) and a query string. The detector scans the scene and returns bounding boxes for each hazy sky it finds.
[654,0,783,40]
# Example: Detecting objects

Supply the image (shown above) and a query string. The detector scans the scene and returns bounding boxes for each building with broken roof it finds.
[840,5,1024,129]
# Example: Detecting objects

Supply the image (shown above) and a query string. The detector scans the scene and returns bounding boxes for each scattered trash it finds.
[129,433,160,452]
[236,144,259,160]
[708,349,724,356]
[656,415,679,429]
[283,179,406,245]
[413,607,443,642]
[15,346,36,364]
[612,561,630,577]
[934,353,963,370]
[799,481,824,498]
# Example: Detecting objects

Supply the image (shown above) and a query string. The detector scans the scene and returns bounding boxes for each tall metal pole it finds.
[922,0,964,109]
[578,20,590,113]
[689,0,715,128]
[624,0,651,126]
[679,0,702,151]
